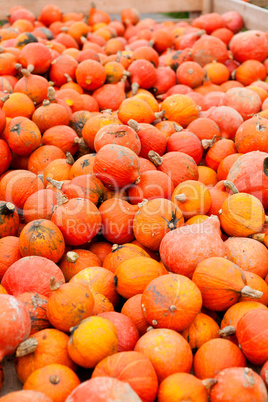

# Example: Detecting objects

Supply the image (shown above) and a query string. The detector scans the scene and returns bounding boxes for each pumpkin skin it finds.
[118,97,155,125]
[23,189,57,224]
[59,249,101,282]
[93,144,140,190]
[204,106,243,139]
[133,198,184,251]
[14,68,49,104]
[0,236,21,279]
[70,267,119,307]
[3,93,35,120]
[1,256,65,298]
[99,198,139,244]
[98,312,139,352]
[23,364,80,401]
[241,271,268,305]
[16,292,50,335]
[94,124,141,155]
[42,125,79,156]
[46,279,94,333]
[181,313,220,350]
[192,35,229,66]
[210,367,268,402]
[49,55,78,87]
[230,30,268,63]
[205,139,237,172]
[32,101,70,134]
[158,372,210,402]
[134,328,193,382]
[166,131,203,165]
[114,257,165,299]
[219,193,265,237]
[0,391,53,401]
[0,294,31,361]
[18,43,53,74]
[51,198,102,246]
[225,87,262,120]
[0,139,11,176]
[88,242,112,265]
[225,237,268,278]
[160,216,226,278]
[207,181,230,216]
[92,351,158,402]
[65,377,141,402]
[5,117,40,156]
[217,153,242,181]
[27,145,66,175]
[103,243,149,273]
[235,116,268,153]
[227,151,268,209]
[43,156,74,186]
[121,294,149,336]
[92,292,114,315]
[260,360,268,390]
[193,338,246,380]
[0,201,19,238]
[141,273,202,332]
[75,59,106,91]
[67,316,118,368]
[15,328,76,384]
[161,94,199,127]
[19,219,65,263]
[192,257,261,311]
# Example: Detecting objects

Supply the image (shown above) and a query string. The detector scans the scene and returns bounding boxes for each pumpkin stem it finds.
[240,285,263,299]
[174,123,183,132]
[60,26,68,32]
[31,293,45,309]
[49,375,60,385]
[138,199,148,208]
[128,119,141,132]
[169,305,177,312]
[201,135,217,149]
[243,368,255,387]
[148,39,154,47]
[146,326,154,331]
[231,69,236,80]
[74,137,82,144]
[123,70,130,77]
[64,73,72,82]
[80,36,87,44]
[21,68,31,77]
[152,319,158,326]
[175,193,187,203]
[49,81,55,87]
[131,82,139,95]
[46,177,64,190]
[115,51,122,62]
[66,152,75,165]
[0,202,16,215]
[15,63,22,70]
[43,99,50,106]
[47,86,56,102]
[0,94,10,103]
[134,177,140,184]
[38,174,44,183]
[265,215,268,223]
[156,94,164,101]
[223,180,239,194]
[155,110,165,120]
[50,276,60,291]
[112,244,120,252]
[256,114,266,132]
[101,109,112,114]
[56,192,69,206]
[202,378,217,390]
[264,157,268,177]
[16,338,38,357]
[66,251,79,263]
[148,150,163,167]
[218,326,236,337]
[250,233,265,243]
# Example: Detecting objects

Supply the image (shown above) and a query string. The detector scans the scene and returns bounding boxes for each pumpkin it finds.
[141,273,202,331]
[28,145,66,175]
[217,153,243,181]
[176,61,205,89]
[14,66,49,104]
[166,131,203,165]
[70,267,119,307]
[22,363,80,401]
[114,257,165,299]
[206,139,237,172]
[67,316,118,368]
[192,257,262,311]
[187,117,221,141]
[23,189,57,223]
[0,236,20,279]
[133,198,184,251]
[121,294,149,336]
[18,42,52,74]
[161,94,199,127]
[0,294,31,361]
[93,144,140,190]
[135,328,193,382]
[0,202,19,238]
[1,256,65,297]
[235,115,268,153]
[192,12,224,33]
[0,390,53,401]
[99,198,138,244]
[219,192,265,237]
[32,100,70,134]
[42,126,79,156]
[118,97,155,125]
[210,367,268,402]
[225,237,268,278]
[158,372,214,402]
[207,181,230,216]
[16,292,50,335]
[225,87,262,120]
[75,59,106,91]
[152,66,176,96]
[59,249,101,282]
[205,105,243,139]
[65,377,141,402]
[103,243,149,273]
[15,328,76,384]
[211,27,234,45]
[19,219,65,263]
[51,198,101,246]
[88,242,112,265]
[43,154,74,186]
[192,35,229,66]
[172,180,211,219]
[128,59,157,95]
[230,30,268,63]
[69,111,93,137]
[46,277,94,332]
[92,351,158,402]
[181,313,220,350]
[69,153,96,178]
[235,60,266,86]
[92,292,114,315]
[241,271,268,305]
[38,3,62,25]
[160,216,226,278]
[98,312,139,352]
[5,117,41,156]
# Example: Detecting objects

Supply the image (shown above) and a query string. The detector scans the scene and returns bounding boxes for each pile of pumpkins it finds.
[1,3,268,401]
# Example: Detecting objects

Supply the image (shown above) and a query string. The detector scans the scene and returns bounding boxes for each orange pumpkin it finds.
[23,189,57,223]
[69,153,96,178]
[92,292,114,315]
[5,117,41,156]
[0,390,53,401]
[103,243,149,273]
[67,316,118,368]
[121,293,149,336]
[118,97,155,124]
[241,271,268,305]
[0,236,21,279]
[32,100,70,134]
[59,249,101,282]
[161,94,199,127]
[181,313,220,350]
[28,145,66,175]
[19,219,65,263]
[3,93,35,119]
[0,202,18,238]
[88,241,112,265]
[42,125,79,155]
[75,59,106,91]
[16,292,50,335]
[15,328,76,383]
[141,273,202,331]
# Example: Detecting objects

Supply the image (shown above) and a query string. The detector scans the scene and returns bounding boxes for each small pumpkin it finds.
[59,249,101,282]
[0,201,19,238]
[16,292,50,335]
[121,294,149,336]
[181,313,220,350]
